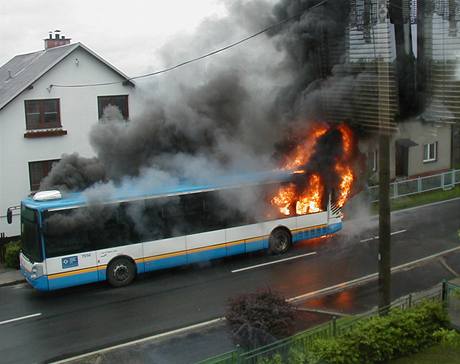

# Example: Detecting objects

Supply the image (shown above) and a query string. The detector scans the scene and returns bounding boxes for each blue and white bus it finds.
[9,170,343,291]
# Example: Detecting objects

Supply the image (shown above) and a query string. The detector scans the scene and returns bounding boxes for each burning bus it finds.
[8,122,358,291]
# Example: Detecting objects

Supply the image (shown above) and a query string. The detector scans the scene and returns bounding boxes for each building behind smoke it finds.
[322,0,457,180]
[0,31,138,237]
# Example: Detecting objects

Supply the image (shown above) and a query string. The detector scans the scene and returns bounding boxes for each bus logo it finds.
[62,256,78,269]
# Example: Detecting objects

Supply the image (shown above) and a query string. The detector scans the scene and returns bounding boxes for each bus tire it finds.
[107,257,136,287]
[269,228,292,255]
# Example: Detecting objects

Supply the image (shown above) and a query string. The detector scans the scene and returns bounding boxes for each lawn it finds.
[371,185,460,213]
[390,344,460,363]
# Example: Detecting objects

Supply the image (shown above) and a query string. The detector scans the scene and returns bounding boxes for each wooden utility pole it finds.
[378,121,391,313]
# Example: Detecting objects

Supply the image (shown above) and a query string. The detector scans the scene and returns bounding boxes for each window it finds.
[370,149,378,172]
[28,159,59,191]
[98,95,129,120]
[423,142,437,163]
[24,99,61,129]
[43,204,138,258]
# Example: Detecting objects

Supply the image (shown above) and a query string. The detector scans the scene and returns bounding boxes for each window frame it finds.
[423,142,438,163]
[97,95,129,120]
[24,99,61,130]
[28,159,60,192]
[371,149,378,172]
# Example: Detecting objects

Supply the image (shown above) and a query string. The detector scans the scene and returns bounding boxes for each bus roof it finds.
[22,169,297,211]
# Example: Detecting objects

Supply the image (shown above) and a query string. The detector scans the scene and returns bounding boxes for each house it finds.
[0,32,137,238]
[362,119,452,181]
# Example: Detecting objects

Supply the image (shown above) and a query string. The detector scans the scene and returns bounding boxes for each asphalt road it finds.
[0,198,459,364]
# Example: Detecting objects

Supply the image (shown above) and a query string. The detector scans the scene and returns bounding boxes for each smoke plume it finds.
[40,0,358,196]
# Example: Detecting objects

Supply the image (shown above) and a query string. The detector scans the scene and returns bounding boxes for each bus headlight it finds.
[31,264,44,279]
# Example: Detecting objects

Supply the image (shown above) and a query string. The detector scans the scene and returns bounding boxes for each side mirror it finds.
[6,208,12,224]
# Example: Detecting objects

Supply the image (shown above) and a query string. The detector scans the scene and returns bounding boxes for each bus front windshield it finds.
[21,205,43,263]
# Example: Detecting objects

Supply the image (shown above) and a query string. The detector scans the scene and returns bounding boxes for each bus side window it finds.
[180,194,205,235]
[90,204,138,250]
[141,199,170,240]
[44,209,92,258]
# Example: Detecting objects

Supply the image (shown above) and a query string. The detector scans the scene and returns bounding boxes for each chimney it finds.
[44,30,71,49]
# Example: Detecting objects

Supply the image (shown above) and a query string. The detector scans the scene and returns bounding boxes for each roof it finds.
[22,169,296,211]
[0,42,134,111]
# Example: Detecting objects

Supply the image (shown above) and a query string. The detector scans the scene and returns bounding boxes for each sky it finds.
[0,0,228,76]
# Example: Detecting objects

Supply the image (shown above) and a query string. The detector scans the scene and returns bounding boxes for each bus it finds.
[8,170,343,291]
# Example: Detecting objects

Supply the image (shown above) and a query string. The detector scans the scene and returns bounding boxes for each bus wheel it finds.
[107,257,136,287]
[269,228,291,255]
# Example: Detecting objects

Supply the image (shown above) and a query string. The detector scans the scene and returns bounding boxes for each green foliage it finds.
[307,301,448,364]
[433,328,460,349]
[225,290,295,350]
[4,241,21,269]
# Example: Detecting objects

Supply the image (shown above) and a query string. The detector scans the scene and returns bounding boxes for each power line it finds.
[50,0,328,89]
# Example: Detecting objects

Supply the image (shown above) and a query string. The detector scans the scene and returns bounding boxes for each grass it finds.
[390,344,460,363]
[371,185,460,213]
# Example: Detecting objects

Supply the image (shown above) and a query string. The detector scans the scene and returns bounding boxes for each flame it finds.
[335,163,354,208]
[271,184,296,216]
[271,122,356,217]
[335,123,355,208]
[283,125,329,170]
[296,174,324,214]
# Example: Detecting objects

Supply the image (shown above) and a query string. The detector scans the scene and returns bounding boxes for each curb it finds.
[0,278,26,288]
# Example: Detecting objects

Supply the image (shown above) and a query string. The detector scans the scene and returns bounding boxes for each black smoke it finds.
[40,0,354,193]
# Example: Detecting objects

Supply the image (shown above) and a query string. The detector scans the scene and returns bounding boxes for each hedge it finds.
[4,241,21,269]
[304,301,449,364]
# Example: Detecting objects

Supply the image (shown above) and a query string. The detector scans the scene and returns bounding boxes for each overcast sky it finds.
[0,0,228,76]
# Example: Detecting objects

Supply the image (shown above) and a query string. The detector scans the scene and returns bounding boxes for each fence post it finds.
[417,177,422,193]
[454,170,456,186]
[442,280,448,304]
[235,345,241,364]
[408,293,412,308]
[441,173,445,189]
[332,316,337,337]
[394,182,398,198]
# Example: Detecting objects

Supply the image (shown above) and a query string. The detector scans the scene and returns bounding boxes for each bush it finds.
[307,300,449,364]
[5,241,21,269]
[225,290,295,350]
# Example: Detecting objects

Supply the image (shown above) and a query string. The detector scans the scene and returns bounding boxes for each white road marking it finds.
[0,313,42,326]
[360,229,407,243]
[288,245,460,303]
[50,317,225,364]
[231,252,317,273]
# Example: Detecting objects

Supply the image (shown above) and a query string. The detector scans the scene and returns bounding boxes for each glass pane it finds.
[25,100,40,113]
[43,99,58,112]
[43,112,58,125]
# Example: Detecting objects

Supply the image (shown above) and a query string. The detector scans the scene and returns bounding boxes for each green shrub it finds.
[5,241,21,269]
[307,301,448,364]
[433,328,460,349]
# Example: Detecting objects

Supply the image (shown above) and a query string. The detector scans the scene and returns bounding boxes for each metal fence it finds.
[446,280,460,331]
[199,287,445,364]
[368,169,460,203]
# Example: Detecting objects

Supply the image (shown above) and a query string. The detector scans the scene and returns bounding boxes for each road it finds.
[0,199,459,364]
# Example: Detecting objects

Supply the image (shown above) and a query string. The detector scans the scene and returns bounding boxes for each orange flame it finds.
[271,122,356,217]
[335,163,354,208]
[271,184,296,216]
[296,174,324,214]
[283,125,329,170]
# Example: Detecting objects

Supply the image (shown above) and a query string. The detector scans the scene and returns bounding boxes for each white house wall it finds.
[0,46,138,237]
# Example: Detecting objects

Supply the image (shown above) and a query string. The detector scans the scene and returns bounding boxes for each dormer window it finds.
[25,99,61,129]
